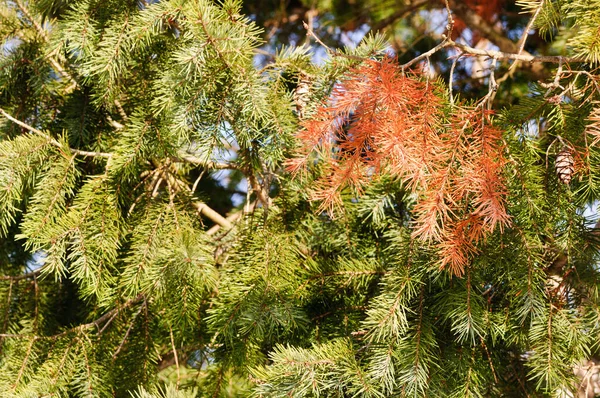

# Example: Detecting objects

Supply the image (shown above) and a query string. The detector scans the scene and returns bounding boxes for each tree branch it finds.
[0,267,43,282]
[175,151,239,170]
[305,20,586,67]
[0,294,144,340]
[14,0,78,91]
[13,0,129,114]
[516,0,545,57]
[0,107,112,158]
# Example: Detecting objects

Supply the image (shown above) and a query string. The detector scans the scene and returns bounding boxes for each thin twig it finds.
[169,324,181,388]
[112,301,145,360]
[0,267,43,281]
[508,0,545,73]
[114,100,129,122]
[401,39,451,70]
[191,170,205,194]
[0,107,112,158]
[0,294,144,340]
[303,22,369,62]
[176,152,239,170]
[448,52,463,106]
[451,40,584,64]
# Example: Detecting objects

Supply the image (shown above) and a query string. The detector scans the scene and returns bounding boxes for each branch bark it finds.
[0,267,43,281]
[0,107,112,158]
[176,152,239,170]
[0,294,144,339]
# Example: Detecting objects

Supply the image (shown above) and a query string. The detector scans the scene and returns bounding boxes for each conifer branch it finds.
[13,0,78,91]
[13,0,47,41]
[0,108,112,158]
[13,0,130,118]
[12,336,36,389]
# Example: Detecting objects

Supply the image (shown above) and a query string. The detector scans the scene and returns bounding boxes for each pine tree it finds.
[1,0,600,397]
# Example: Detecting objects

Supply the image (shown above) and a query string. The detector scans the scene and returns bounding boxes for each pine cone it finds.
[293,73,311,119]
[555,147,574,184]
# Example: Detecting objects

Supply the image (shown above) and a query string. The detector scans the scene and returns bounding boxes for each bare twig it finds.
[517,0,545,57]
[448,52,463,106]
[303,22,369,62]
[206,200,257,236]
[176,152,239,170]
[106,116,124,130]
[450,41,584,64]
[401,39,451,70]
[478,57,498,109]
[306,17,585,72]
[0,267,43,281]
[0,107,112,158]
[114,100,129,122]
[443,0,454,38]
[169,324,181,388]
[544,58,564,97]
[14,0,47,40]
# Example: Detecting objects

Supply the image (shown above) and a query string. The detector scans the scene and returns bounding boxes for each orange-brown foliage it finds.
[287,58,510,276]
